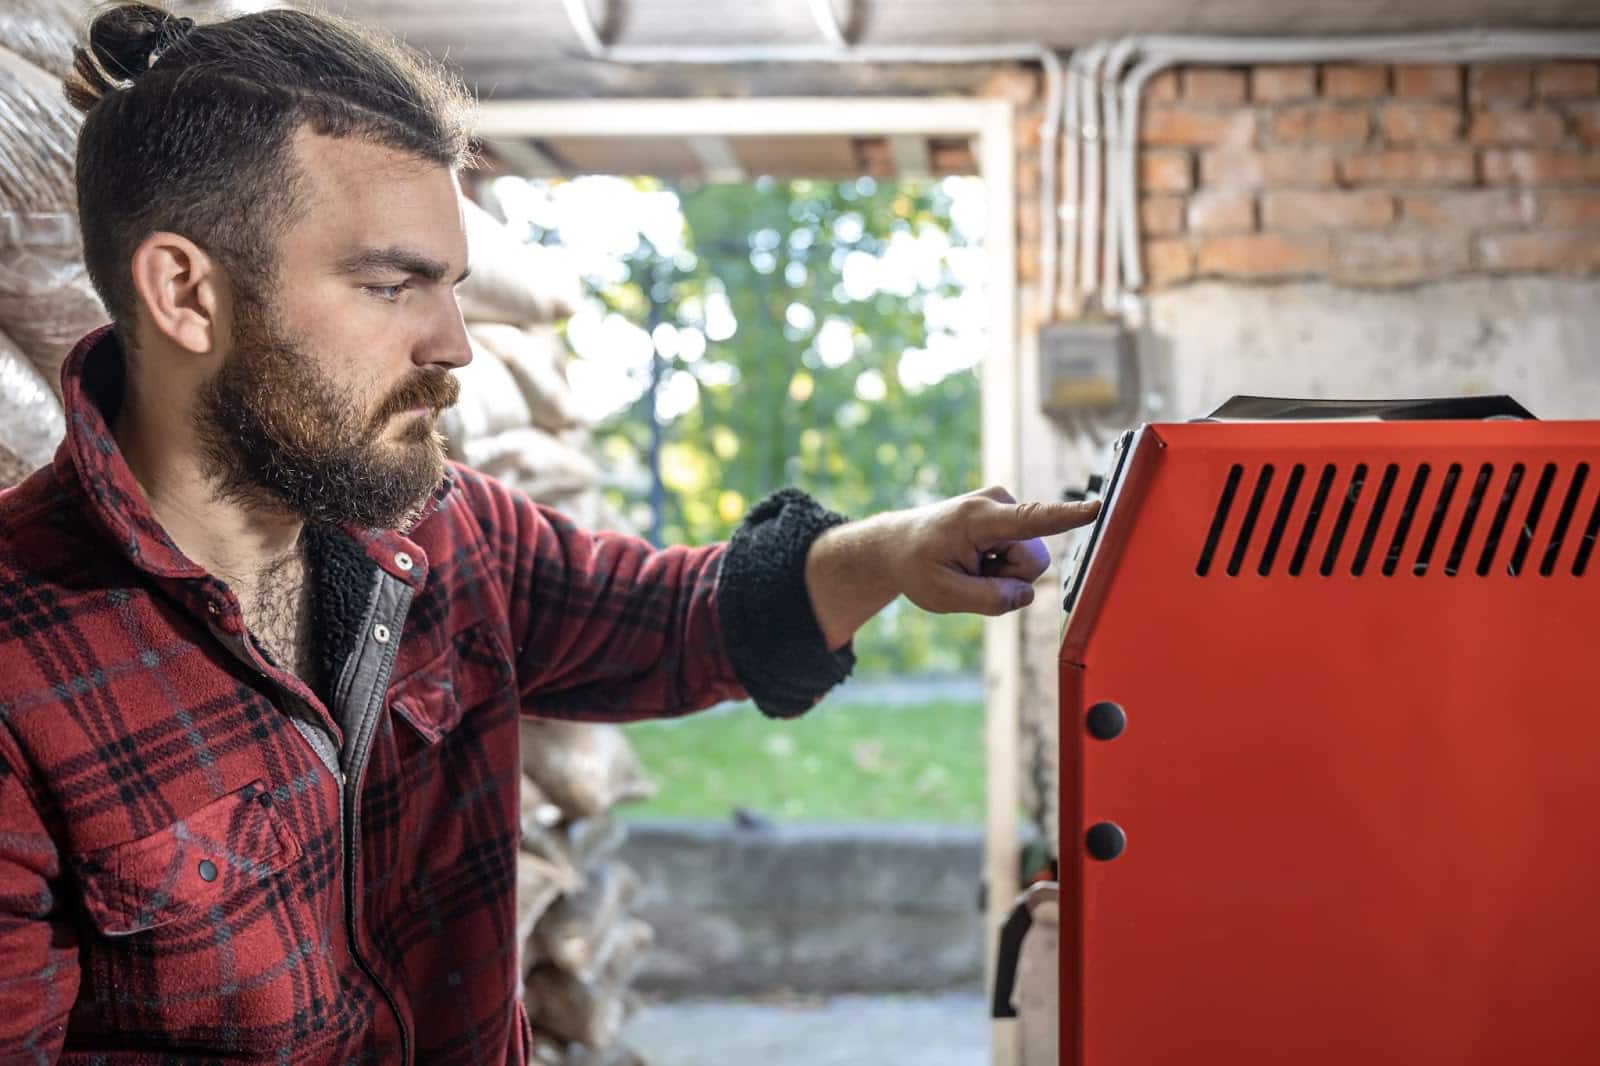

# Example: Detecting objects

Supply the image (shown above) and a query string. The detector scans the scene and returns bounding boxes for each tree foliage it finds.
[543,175,987,675]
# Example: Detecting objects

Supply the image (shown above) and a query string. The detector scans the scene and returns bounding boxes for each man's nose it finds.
[418,296,473,371]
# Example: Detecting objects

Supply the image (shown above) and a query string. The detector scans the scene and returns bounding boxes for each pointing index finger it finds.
[975,499,1102,541]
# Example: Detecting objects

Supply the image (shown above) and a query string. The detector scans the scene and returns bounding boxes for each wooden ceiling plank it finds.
[685,136,747,183]
[483,137,564,178]
[889,134,932,180]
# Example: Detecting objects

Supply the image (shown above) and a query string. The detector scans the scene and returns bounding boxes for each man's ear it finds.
[128,232,224,356]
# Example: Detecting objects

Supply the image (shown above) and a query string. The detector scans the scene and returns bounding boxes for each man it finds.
[0,4,1099,1062]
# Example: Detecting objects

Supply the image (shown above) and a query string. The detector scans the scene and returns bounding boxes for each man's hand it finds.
[803,486,1102,651]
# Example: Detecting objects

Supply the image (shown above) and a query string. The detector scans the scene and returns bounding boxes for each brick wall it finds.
[984,57,1600,860]
[1138,60,1600,286]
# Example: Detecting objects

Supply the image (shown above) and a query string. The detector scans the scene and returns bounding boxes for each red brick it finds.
[1338,149,1476,186]
[1146,70,1180,103]
[1140,106,1257,147]
[1542,193,1600,226]
[1182,68,1248,105]
[1016,158,1040,197]
[930,141,975,175]
[1470,63,1534,104]
[1201,148,1337,188]
[1333,231,1471,285]
[1477,229,1600,272]
[858,139,893,178]
[1016,188,1041,246]
[1196,232,1331,277]
[1140,150,1194,192]
[1253,65,1316,102]
[1261,190,1394,229]
[1380,104,1462,145]
[1143,238,1194,286]
[1186,191,1255,233]
[1015,114,1044,152]
[1577,103,1600,146]
[1482,149,1600,186]
[1323,64,1388,99]
[1468,108,1568,146]
[980,68,1040,105]
[1140,195,1186,237]
[1400,190,1538,228]
[1017,241,1040,284]
[1537,62,1600,99]
[1271,105,1371,144]
[1393,64,1463,100]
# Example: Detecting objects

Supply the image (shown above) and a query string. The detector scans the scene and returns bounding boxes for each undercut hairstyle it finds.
[65,3,475,341]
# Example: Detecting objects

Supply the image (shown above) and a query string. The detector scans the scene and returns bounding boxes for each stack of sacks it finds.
[441,199,624,532]
[449,197,662,1062]
[518,720,660,1061]
[0,10,110,489]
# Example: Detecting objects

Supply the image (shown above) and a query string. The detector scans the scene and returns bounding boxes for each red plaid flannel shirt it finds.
[0,328,850,1063]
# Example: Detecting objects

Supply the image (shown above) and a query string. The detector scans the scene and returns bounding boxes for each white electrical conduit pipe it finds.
[1070,29,1600,314]
[596,43,1064,320]
[1060,41,1110,317]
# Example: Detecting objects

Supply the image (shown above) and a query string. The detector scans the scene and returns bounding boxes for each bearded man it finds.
[0,4,1098,1062]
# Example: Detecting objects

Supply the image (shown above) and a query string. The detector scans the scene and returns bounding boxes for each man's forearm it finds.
[803,513,903,652]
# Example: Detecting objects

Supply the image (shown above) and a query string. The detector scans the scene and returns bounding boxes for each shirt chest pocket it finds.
[374,621,519,923]
[387,619,514,761]
[71,780,349,1052]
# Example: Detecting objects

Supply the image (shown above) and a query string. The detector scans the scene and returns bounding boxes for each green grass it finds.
[620,698,985,823]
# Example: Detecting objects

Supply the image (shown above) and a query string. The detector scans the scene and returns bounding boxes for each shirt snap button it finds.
[197,859,218,882]
[373,624,391,644]
[394,551,414,571]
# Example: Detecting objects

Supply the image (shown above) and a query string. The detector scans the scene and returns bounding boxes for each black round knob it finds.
[1086,822,1126,861]
[1085,701,1126,740]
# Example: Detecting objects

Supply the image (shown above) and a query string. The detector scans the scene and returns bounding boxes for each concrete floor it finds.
[622,993,989,1066]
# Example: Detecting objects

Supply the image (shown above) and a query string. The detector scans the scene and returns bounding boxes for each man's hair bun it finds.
[64,4,195,113]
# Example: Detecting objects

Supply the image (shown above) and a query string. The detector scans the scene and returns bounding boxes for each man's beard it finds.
[195,294,459,530]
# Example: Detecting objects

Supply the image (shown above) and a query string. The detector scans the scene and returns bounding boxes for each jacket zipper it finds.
[333,576,415,1065]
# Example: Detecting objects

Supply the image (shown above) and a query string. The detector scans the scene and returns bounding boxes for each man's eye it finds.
[366,283,408,302]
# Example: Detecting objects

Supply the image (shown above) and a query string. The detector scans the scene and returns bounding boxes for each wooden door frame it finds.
[476,96,1023,1066]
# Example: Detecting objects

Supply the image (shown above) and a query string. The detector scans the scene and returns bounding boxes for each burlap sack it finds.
[0,447,34,489]
[456,426,598,505]
[534,863,641,980]
[521,773,565,840]
[0,0,81,77]
[526,1028,567,1066]
[458,199,580,327]
[520,721,656,821]
[524,965,626,1050]
[515,850,579,972]
[437,336,535,458]
[594,917,654,991]
[0,326,65,481]
[0,212,108,398]
[468,322,584,433]
[0,47,78,215]
[559,817,626,875]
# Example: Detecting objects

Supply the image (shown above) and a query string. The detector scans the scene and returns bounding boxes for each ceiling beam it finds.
[888,134,932,180]
[483,137,565,178]
[685,136,747,183]
[476,97,1004,138]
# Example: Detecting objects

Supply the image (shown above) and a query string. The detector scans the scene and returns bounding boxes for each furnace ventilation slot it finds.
[1196,460,1595,578]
